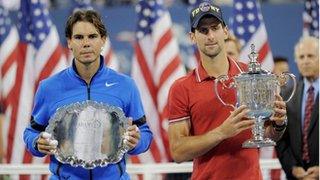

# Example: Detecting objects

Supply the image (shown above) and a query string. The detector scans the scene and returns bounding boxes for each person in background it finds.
[23,9,153,179]
[276,36,319,180]
[225,33,241,61]
[273,56,290,75]
[167,2,288,179]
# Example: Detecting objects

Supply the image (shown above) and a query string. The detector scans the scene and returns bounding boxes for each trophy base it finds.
[242,138,276,148]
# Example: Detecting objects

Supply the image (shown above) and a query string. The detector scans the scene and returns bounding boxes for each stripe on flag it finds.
[131,0,186,164]
[230,0,274,71]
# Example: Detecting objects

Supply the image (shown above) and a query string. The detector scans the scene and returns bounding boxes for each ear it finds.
[223,26,229,41]
[189,32,196,44]
[101,35,107,44]
[67,38,72,50]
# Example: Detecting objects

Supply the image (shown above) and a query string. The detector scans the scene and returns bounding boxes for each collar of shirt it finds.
[195,57,244,83]
[303,77,319,98]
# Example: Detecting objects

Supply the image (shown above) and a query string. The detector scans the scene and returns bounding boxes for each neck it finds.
[306,75,318,83]
[201,52,229,78]
[75,59,100,84]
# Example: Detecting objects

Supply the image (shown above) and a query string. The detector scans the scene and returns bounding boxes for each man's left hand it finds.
[304,166,319,179]
[270,94,287,126]
[124,119,141,151]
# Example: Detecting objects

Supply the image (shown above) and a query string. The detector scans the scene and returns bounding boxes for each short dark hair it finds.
[65,9,107,39]
[273,56,288,63]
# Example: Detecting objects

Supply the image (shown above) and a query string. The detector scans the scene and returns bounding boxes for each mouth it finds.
[81,51,93,55]
[205,42,217,46]
[205,43,217,48]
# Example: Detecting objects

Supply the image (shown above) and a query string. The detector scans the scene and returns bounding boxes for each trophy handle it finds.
[214,75,236,109]
[277,72,297,103]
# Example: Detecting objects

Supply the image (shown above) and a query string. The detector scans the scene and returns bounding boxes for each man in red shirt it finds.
[167,2,288,179]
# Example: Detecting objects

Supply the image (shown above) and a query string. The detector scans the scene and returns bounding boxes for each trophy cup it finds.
[214,44,296,148]
[45,100,129,169]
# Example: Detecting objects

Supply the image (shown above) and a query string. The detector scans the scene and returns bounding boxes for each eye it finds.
[307,54,315,59]
[89,34,98,39]
[212,25,220,31]
[299,55,305,59]
[73,35,83,40]
[197,27,209,35]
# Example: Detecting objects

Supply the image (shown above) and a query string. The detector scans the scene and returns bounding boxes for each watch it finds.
[272,118,287,132]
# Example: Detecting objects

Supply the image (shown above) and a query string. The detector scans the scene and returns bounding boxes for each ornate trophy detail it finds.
[45,100,129,169]
[214,44,296,148]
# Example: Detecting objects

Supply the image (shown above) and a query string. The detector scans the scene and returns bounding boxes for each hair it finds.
[65,9,107,39]
[225,33,241,53]
[294,36,319,59]
[273,56,288,63]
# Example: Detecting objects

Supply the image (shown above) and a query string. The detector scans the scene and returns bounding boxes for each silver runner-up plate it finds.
[45,100,129,169]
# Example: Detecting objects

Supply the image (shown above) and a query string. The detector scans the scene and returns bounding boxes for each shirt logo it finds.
[105,82,118,87]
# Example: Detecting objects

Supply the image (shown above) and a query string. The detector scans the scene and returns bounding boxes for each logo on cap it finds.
[199,2,211,12]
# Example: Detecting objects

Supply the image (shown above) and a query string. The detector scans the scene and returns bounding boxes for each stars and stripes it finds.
[0,1,67,178]
[18,0,67,168]
[0,5,21,165]
[303,0,319,37]
[230,0,273,71]
[186,0,203,70]
[131,0,185,163]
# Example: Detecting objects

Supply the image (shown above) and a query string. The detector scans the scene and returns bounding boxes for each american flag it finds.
[303,0,319,37]
[0,4,21,165]
[230,0,274,71]
[131,0,185,163]
[0,0,67,176]
[186,0,202,70]
[67,0,120,71]
[259,146,286,180]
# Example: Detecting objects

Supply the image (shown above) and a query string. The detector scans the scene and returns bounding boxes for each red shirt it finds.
[168,58,262,180]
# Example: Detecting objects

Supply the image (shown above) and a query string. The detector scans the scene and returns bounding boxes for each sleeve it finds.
[275,127,297,178]
[168,80,190,122]
[126,79,153,155]
[23,82,48,157]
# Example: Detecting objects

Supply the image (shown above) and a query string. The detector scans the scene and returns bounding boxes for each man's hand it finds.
[292,166,308,179]
[124,119,141,151]
[36,132,58,155]
[303,166,319,180]
[217,105,254,139]
[270,94,287,126]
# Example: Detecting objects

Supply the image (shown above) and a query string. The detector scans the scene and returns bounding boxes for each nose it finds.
[206,29,216,40]
[82,37,90,47]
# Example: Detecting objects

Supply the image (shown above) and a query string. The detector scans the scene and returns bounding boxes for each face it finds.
[295,40,319,80]
[273,61,289,75]
[67,21,106,66]
[190,17,228,59]
[225,40,240,60]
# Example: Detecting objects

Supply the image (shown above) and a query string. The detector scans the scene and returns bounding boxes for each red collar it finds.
[195,57,244,83]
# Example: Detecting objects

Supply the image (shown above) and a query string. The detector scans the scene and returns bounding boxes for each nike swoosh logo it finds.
[105,82,118,87]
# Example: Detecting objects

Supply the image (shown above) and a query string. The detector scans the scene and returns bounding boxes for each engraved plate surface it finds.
[45,100,129,169]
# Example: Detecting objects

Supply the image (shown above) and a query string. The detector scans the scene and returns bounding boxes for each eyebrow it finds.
[73,33,99,37]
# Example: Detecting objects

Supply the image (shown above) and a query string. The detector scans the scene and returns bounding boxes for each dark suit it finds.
[276,79,319,179]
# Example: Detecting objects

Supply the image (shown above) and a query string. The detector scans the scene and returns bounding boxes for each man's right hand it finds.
[36,132,58,155]
[217,105,254,139]
[292,166,308,179]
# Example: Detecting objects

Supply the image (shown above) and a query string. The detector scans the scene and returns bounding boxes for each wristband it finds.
[33,136,40,151]
[272,119,287,132]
